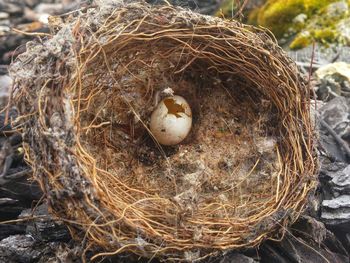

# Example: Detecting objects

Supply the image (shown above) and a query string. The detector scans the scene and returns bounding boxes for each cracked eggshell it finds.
[150,95,192,146]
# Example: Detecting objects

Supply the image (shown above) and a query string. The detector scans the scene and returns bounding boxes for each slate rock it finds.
[318,97,350,162]
[287,46,350,65]
[319,97,350,134]
[0,235,82,263]
[219,252,258,263]
[316,62,350,100]
[322,195,350,224]
[0,235,41,263]
[330,165,350,195]
[319,159,350,252]
[0,74,12,107]
[0,224,26,241]
[259,216,349,263]
[19,204,71,242]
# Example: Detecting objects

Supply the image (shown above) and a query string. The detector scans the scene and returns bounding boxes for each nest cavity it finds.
[10,1,317,261]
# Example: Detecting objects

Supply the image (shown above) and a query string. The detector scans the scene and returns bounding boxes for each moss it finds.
[247,7,260,25]
[257,0,305,38]
[256,0,338,38]
[289,32,313,49]
[313,28,338,43]
[289,28,339,49]
[215,0,237,18]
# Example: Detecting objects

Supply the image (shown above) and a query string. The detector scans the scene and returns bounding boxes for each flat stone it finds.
[316,62,350,83]
[322,195,350,225]
[330,165,350,195]
[319,96,350,137]
[0,12,9,20]
[323,195,350,209]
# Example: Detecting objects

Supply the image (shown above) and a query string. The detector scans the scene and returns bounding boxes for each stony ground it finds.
[0,0,350,262]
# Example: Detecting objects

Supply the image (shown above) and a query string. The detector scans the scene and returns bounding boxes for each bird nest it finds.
[10,1,317,261]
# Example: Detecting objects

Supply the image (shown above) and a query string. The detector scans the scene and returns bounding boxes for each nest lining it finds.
[10,1,317,261]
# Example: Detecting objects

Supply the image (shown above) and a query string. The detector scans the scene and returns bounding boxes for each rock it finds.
[219,252,258,263]
[0,235,82,263]
[0,224,26,241]
[329,165,350,195]
[0,109,42,223]
[321,193,350,252]
[0,1,24,15]
[288,45,350,66]
[0,32,35,64]
[325,1,349,18]
[319,157,350,251]
[0,25,10,34]
[315,63,350,100]
[316,62,350,83]
[318,96,350,161]
[337,18,350,45]
[24,0,41,8]
[0,197,27,221]
[292,216,327,244]
[0,12,9,20]
[19,204,71,242]
[0,74,12,107]
[259,216,349,263]
[0,235,42,263]
[319,97,350,139]
[317,76,342,101]
[0,0,83,65]
[322,195,350,223]
[292,13,307,24]
[0,18,10,27]
[317,93,350,253]
[34,3,63,14]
